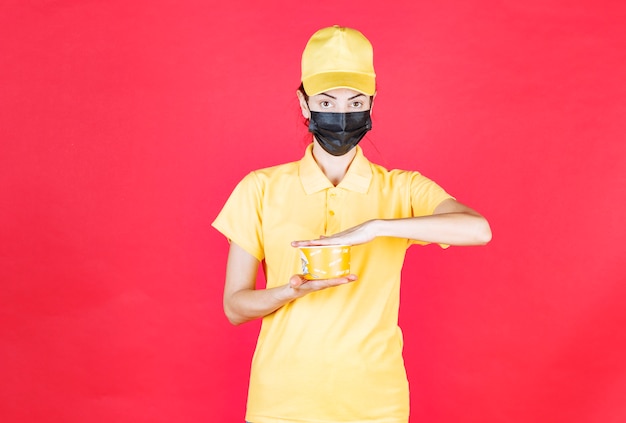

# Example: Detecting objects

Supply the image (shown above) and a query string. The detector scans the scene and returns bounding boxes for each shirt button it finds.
[329,210,335,216]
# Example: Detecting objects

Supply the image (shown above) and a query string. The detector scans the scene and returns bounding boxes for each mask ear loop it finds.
[360,96,382,161]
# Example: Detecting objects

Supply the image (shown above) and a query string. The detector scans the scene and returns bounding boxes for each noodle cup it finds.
[299,245,351,280]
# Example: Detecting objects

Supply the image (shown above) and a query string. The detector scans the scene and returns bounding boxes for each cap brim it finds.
[303,71,376,96]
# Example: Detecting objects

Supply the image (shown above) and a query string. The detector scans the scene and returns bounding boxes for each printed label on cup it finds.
[299,245,350,280]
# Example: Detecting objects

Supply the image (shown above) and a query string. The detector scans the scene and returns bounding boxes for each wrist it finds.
[272,282,299,303]
[369,219,386,238]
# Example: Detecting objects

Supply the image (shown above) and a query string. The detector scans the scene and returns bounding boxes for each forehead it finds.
[311,88,367,100]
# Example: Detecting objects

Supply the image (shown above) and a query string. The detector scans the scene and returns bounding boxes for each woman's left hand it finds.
[292,199,492,249]
[291,220,378,247]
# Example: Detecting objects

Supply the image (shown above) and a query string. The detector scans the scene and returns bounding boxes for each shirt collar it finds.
[299,144,372,195]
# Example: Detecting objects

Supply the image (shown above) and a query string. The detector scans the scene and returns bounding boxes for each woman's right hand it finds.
[224,242,357,325]
[281,274,358,300]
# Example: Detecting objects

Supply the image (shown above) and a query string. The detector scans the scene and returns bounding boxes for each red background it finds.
[2,1,625,422]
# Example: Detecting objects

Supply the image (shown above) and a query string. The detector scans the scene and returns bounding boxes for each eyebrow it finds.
[319,92,366,100]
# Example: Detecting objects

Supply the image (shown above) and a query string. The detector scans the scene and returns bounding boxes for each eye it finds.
[320,100,332,109]
[350,101,364,109]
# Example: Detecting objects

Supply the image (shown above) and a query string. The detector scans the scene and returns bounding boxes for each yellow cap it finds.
[301,25,376,96]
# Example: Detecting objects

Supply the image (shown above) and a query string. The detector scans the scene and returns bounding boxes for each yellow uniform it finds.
[213,145,452,423]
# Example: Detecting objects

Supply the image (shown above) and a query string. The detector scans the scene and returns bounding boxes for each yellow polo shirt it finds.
[213,145,452,423]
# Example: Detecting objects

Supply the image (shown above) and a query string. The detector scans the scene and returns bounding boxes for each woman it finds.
[213,25,491,423]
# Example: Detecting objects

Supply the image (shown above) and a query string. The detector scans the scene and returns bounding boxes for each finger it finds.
[291,274,357,293]
[291,239,330,247]
[317,274,358,287]
[334,275,357,285]
[294,236,345,246]
[289,275,306,288]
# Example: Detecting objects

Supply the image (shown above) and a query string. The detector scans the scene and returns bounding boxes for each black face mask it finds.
[308,111,372,156]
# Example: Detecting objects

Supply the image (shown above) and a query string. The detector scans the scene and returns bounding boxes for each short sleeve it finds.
[409,172,455,247]
[410,172,454,217]
[212,172,265,261]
